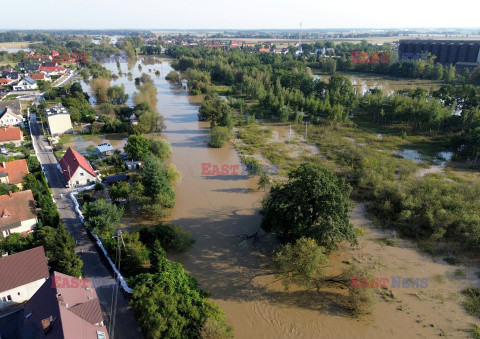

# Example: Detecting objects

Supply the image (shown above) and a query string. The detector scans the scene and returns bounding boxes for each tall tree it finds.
[261,163,356,251]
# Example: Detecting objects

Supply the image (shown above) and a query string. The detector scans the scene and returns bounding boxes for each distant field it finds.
[0,41,36,49]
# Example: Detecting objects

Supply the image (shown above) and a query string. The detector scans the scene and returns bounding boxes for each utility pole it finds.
[109,230,124,339]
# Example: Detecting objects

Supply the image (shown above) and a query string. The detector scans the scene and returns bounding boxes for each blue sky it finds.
[2,0,479,30]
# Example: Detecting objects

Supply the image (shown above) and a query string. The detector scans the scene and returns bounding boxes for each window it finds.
[87,179,90,183]
[7,295,11,301]
[18,292,21,296]
[80,172,84,176]
[76,181,79,185]
[1,297,6,303]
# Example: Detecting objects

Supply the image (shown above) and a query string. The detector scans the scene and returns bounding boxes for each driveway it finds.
[29,114,143,339]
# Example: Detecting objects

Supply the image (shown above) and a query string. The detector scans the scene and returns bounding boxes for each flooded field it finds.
[62,133,128,153]
[314,73,442,95]
[82,58,479,338]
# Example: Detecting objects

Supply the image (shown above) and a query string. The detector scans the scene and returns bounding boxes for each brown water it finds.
[313,73,440,96]
[83,58,478,338]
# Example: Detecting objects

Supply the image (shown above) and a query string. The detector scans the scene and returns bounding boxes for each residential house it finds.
[18,62,40,72]
[0,159,29,187]
[0,100,21,112]
[0,190,38,238]
[0,125,24,146]
[2,71,20,81]
[0,246,49,309]
[45,104,73,136]
[0,106,23,126]
[29,72,50,81]
[0,78,13,86]
[96,143,115,157]
[40,65,67,76]
[59,147,97,187]
[125,160,143,171]
[22,271,109,338]
[13,76,37,91]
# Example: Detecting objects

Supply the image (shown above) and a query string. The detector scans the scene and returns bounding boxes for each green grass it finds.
[444,257,461,265]
[471,325,480,339]
[463,288,480,318]
[375,237,396,247]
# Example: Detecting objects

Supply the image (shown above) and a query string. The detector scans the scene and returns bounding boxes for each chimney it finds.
[8,191,12,197]
[2,162,5,168]
[1,252,8,257]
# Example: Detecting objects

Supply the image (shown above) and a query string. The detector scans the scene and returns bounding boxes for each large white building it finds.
[0,246,49,309]
[45,104,73,136]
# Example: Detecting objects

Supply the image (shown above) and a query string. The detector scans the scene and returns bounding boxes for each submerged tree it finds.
[261,163,356,251]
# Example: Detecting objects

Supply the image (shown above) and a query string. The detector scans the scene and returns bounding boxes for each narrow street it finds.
[29,114,142,339]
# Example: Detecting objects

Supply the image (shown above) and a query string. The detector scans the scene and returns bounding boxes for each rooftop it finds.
[0,246,49,294]
[45,105,70,117]
[0,159,29,184]
[0,190,37,231]
[22,272,109,338]
[0,125,23,142]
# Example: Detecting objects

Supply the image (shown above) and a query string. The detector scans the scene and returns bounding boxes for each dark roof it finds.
[59,147,96,181]
[22,272,109,338]
[0,246,49,293]
[0,100,21,112]
[104,174,128,184]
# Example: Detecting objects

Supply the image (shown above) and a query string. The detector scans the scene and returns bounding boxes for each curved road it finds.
[29,114,143,339]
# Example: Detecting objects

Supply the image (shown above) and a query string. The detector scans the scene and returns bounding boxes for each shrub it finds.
[209,126,230,148]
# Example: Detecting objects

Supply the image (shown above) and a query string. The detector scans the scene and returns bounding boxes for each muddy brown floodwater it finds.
[85,58,479,338]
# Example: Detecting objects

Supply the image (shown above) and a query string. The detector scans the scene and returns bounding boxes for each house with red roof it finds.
[59,147,97,187]
[0,159,29,187]
[0,246,49,309]
[29,72,50,81]
[39,65,67,76]
[22,271,109,338]
[0,190,37,238]
[0,125,23,146]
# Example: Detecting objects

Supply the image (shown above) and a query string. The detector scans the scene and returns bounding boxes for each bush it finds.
[140,223,194,253]
[463,287,480,318]
[209,126,230,148]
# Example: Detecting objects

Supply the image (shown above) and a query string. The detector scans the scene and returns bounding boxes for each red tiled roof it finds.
[60,147,96,181]
[0,125,23,142]
[23,272,109,338]
[0,190,36,230]
[0,78,11,84]
[259,48,271,52]
[0,159,28,184]
[0,246,49,293]
[28,72,45,80]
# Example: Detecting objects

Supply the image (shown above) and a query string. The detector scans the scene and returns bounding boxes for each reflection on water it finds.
[314,74,437,96]
[397,149,454,167]
[64,133,128,153]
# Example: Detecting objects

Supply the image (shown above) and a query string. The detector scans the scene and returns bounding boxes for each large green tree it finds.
[261,163,356,251]
[83,199,123,236]
[125,134,151,161]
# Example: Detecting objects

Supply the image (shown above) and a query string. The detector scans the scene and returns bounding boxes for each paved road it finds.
[29,114,143,339]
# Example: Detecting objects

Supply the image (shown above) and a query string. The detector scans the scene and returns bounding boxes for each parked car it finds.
[0,148,8,155]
